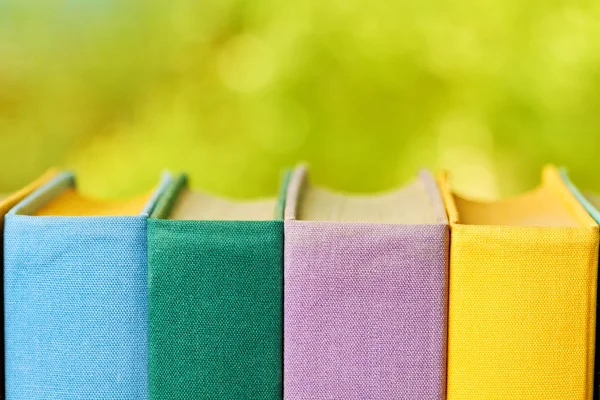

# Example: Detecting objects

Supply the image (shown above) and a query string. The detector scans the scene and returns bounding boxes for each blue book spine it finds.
[4,172,170,400]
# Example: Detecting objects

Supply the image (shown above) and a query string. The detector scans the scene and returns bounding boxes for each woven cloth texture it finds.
[148,174,285,399]
[4,172,169,400]
[148,220,283,400]
[561,168,600,400]
[283,166,448,400]
[5,216,150,400]
[0,169,57,400]
[441,166,599,400]
[284,221,448,399]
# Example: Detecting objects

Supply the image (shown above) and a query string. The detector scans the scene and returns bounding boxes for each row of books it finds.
[0,164,597,400]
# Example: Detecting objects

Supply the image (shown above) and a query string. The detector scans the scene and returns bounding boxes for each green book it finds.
[148,174,287,400]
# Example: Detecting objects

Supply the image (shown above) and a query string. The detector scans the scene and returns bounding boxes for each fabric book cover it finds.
[4,171,171,400]
[147,173,287,399]
[561,168,600,400]
[440,165,599,400]
[284,165,449,399]
[0,169,58,400]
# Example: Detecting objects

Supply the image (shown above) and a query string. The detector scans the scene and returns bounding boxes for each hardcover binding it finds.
[147,173,287,399]
[441,165,598,400]
[4,171,171,400]
[561,168,600,400]
[0,169,57,400]
[284,165,449,399]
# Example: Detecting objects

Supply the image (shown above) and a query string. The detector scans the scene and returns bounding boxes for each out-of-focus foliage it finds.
[1,0,599,199]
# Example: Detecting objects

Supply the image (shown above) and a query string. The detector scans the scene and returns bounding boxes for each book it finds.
[440,165,598,400]
[560,168,600,400]
[4,171,171,400]
[147,173,286,399]
[284,165,448,399]
[0,169,58,400]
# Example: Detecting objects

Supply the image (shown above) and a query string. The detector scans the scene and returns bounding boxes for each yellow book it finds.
[440,165,598,400]
[0,169,58,223]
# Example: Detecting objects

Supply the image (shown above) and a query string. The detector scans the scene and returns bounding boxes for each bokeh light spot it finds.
[437,112,498,198]
[217,33,276,94]
[249,98,309,155]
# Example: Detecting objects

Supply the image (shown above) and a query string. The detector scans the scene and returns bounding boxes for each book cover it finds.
[0,169,58,400]
[441,165,598,400]
[561,168,600,400]
[284,165,448,399]
[147,173,287,399]
[4,171,171,400]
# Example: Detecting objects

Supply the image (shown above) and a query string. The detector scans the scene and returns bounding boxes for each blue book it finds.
[4,171,171,400]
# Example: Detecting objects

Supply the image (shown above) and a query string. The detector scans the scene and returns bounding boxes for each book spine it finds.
[4,215,149,400]
[284,220,448,399]
[148,219,283,399]
[447,225,598,399]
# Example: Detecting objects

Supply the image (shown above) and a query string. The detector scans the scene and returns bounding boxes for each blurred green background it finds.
[1,0,599,199]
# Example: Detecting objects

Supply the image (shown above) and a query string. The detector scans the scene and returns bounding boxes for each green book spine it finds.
[148,175,284,399]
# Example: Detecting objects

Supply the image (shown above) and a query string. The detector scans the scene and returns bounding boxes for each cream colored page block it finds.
[453,186,579,227]
[170,189,276,221]
[298,178,440,224]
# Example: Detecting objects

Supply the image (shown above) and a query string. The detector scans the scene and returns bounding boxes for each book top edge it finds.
[284,165,448,225]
